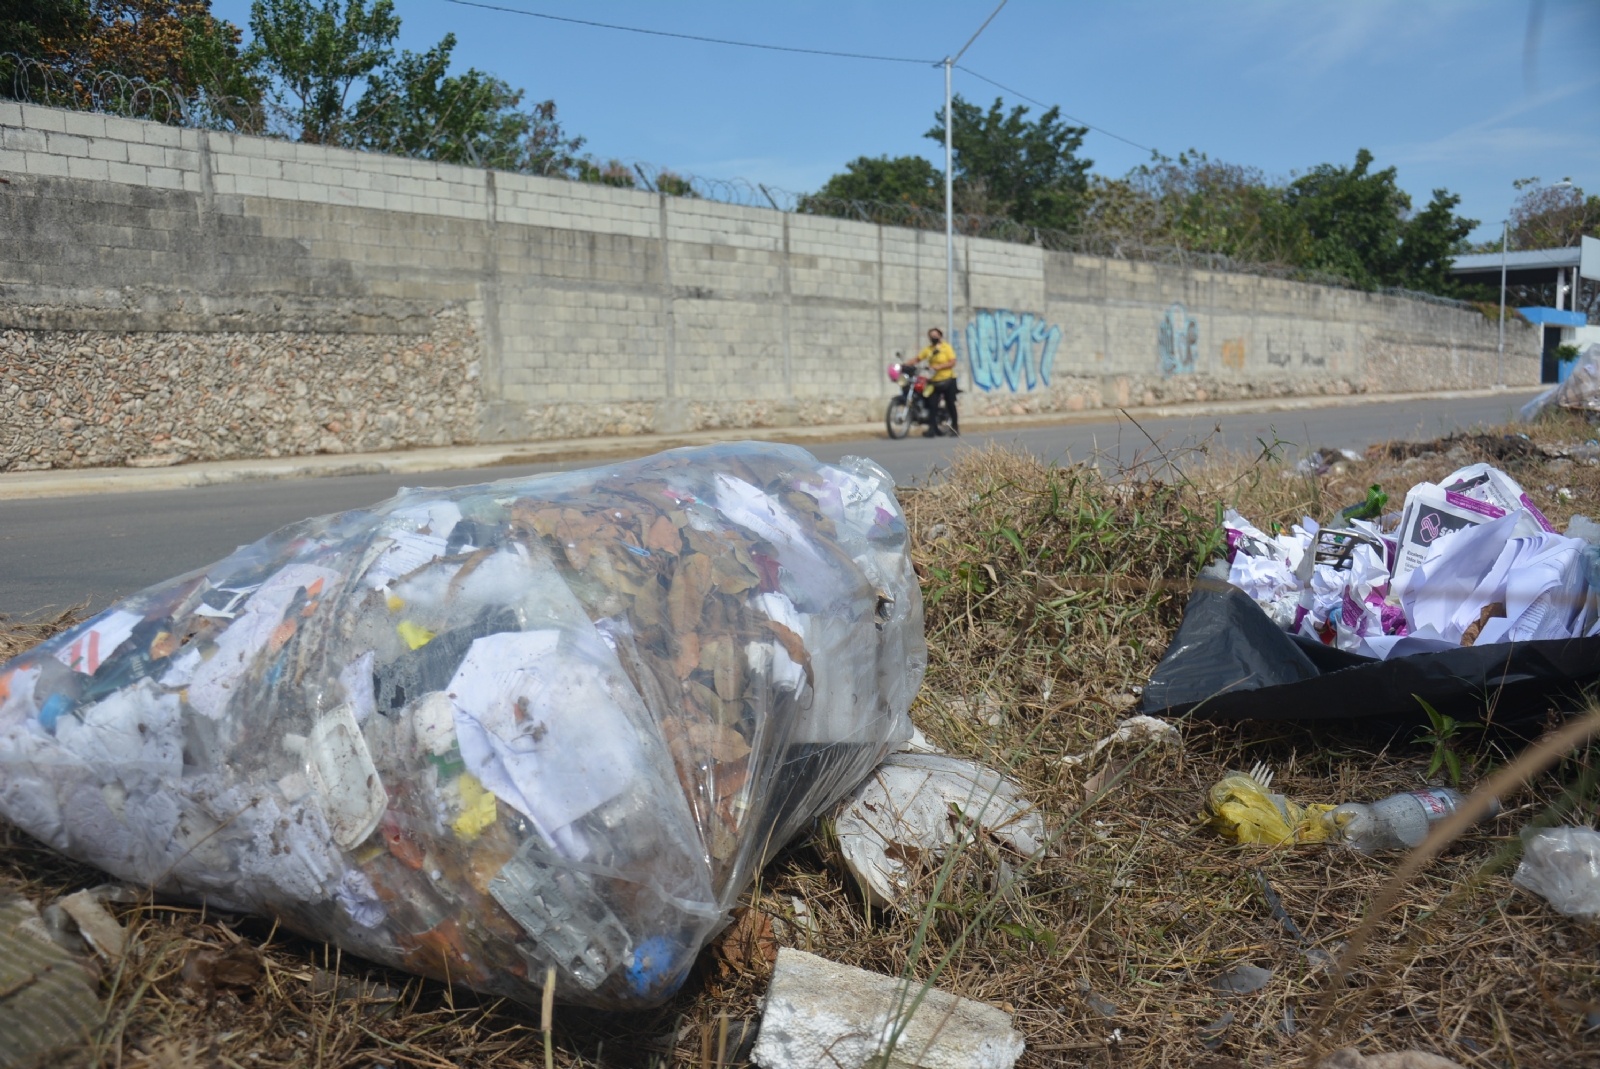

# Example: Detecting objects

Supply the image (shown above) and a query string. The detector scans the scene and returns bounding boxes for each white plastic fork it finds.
[1248,760,1275,791]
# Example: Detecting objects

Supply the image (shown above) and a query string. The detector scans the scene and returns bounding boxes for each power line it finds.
[443,0,1155,156]
[442,0,937,64]
[956,64,1155,153]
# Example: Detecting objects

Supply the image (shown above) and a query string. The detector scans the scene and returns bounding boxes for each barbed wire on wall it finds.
[2,53,1476,310]
[3,53,264,133]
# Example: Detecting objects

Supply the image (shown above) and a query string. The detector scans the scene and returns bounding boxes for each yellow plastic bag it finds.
[1204,772,1336,845]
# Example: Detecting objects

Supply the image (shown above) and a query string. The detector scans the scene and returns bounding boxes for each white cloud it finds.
[1387,72,1600,166]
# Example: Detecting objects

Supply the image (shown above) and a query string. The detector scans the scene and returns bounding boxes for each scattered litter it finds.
[181,944,263,997]
[1205,765,1334,846]
[750,947,1024,1069]
[897,725,942,754]
[1313,1049,1465,1069]
[1324,786,1497,853]
[1198,1010,1235,1050]
[1521,343,1600,419]
[788,896,819,936]
[1076,979,1119,1019]
[0,443,926,1010]
[1062,715,1180,766]
[1253,868,1337,969]
[57,888,127,963]
[1195,461,1595,666]
[712,906,778,977]
[1206,766,1494,850]
[0,890,104,1069]
[308,967,401,1016]
[948,691,1005,726]
[1512,826,1600,920]
[1208,963,1273,994]
[1143,571,1600,730]
[835,752,1045,908]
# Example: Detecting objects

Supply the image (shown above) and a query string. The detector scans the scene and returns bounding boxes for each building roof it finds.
[1451,247,1581,273]
[1449,244,1590,287]
[1519,306,1588,327]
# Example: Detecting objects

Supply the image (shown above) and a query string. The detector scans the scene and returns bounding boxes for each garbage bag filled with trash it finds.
[0,442,925,1009]
[1217,461,1596,657]
[1144,460,1600,727]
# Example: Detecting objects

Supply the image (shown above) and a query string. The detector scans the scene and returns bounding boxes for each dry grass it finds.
[2,411,1599,1068]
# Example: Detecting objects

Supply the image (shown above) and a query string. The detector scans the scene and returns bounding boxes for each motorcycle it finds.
[885,362,938,439]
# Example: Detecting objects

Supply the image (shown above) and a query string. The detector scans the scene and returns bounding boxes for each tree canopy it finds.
[3,1,261,124]
[1510,178,1600,250]
[926,94,1091,230]
[808,154,942,210]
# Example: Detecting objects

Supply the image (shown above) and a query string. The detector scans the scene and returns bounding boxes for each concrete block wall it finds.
[0,102,1541,471]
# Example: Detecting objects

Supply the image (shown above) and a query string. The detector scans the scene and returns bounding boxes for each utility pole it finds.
[941,0,1008,352]
[944,56,954,346]
[1498,218,1508,388]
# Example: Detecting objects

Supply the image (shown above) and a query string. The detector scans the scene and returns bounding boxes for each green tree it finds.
[3,2,260,125]
[925,94,1091,230]
[810,154,942,209]
[248,0,398,144]
[354,32,570,171]
[1284,148,1473,291]
[1391,188,1476,294]
[0,0,90,66]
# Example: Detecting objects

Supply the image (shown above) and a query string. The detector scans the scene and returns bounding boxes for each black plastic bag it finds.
[1142,577,1600,729]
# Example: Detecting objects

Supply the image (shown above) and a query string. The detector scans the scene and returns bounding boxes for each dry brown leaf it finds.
[646,514,682,554]
[674,631,701,680]
[180,944,262,993]
[713,907,777,978]
[669,554,712,632]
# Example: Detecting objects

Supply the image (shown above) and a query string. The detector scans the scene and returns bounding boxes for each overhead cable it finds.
[955,64,1155,153]
[443,0,1154,154]
[442,0,937,64]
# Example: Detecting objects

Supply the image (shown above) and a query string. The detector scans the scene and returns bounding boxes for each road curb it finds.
[0,386,1538,501]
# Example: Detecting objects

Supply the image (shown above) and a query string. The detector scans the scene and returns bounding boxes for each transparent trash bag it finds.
[1513,826,1600,921]
[0,443,925,1008]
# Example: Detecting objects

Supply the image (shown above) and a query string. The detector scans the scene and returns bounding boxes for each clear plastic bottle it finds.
[1323,787,1499,852]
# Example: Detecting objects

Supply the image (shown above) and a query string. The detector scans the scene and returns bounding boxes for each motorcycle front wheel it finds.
[885,396,911,439]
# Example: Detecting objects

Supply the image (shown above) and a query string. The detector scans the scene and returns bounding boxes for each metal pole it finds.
[939,0,1007,356]
[944,57,954,347]
[1498,219,1507,387]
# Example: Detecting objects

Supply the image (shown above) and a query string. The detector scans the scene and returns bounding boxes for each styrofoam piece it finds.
[751,947,1024,1069]
[835,753,1044,909]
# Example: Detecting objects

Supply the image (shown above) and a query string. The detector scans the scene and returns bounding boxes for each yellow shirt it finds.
[915,341,957,382]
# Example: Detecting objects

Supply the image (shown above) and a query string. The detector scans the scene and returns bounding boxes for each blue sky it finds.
[210,1,1600,244]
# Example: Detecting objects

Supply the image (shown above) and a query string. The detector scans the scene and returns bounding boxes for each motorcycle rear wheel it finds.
[885,396,911,439]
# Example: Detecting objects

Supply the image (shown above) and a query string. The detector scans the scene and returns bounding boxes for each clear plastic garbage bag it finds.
[1513,826,1600,921]
[0,442,925,1008]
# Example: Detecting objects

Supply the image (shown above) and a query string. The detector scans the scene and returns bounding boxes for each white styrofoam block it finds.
[752,948,1023,1069]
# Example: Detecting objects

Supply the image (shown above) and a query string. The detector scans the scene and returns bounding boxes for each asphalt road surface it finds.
[2,391,1540,617]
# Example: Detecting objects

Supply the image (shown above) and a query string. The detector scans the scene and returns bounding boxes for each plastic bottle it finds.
[1323,787,1499,852]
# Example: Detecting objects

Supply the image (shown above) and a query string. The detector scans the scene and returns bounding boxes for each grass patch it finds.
[2,414,1598,1067]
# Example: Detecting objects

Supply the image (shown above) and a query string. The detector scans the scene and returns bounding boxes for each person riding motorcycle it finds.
[907,327,959,437]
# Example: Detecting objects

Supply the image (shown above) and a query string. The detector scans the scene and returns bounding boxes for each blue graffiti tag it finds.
[1158,302,1199,376]
[960,309,1063,392]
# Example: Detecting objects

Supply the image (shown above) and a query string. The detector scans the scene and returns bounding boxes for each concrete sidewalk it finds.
[0,385,1527,500]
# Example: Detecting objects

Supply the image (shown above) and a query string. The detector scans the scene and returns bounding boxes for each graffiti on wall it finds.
[959,309,1063,392]
[1220,337,1245,370]
[1158,302,1199,375]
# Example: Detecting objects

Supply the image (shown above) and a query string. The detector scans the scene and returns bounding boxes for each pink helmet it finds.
[886,363,901,382]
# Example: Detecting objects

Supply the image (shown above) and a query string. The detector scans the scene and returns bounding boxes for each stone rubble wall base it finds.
[1,318,1536,473]
[1,309,481,473]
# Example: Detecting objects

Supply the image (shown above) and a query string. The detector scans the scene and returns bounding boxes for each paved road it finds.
[1,392,1539,617]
